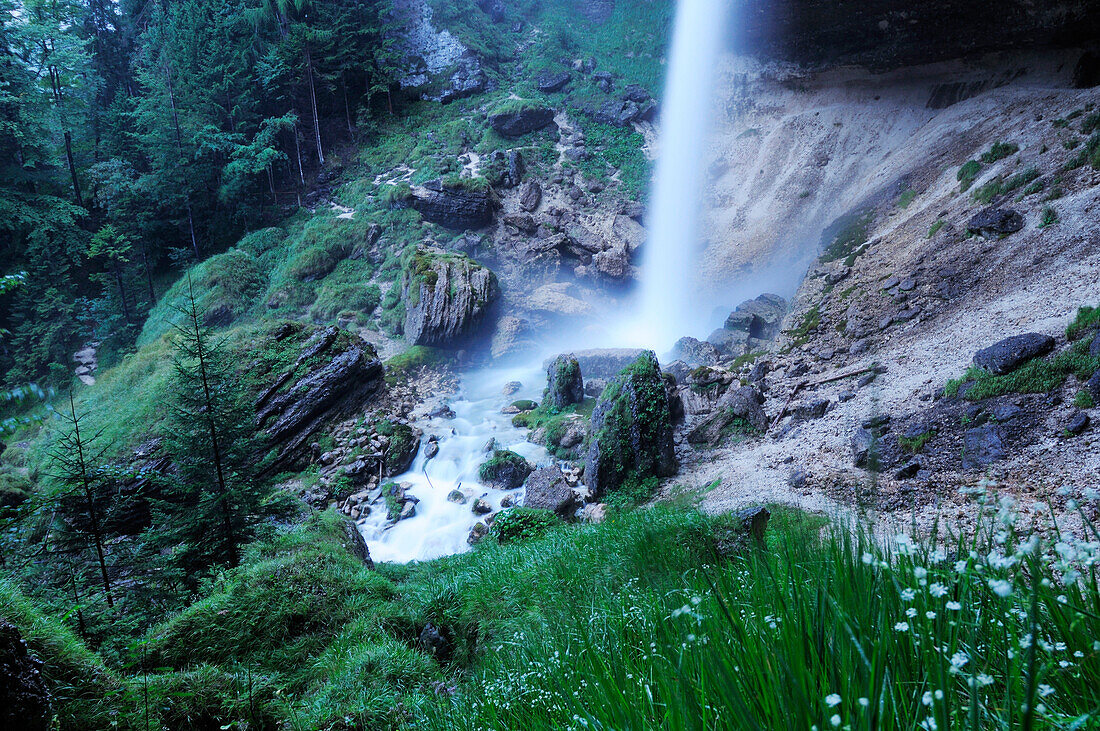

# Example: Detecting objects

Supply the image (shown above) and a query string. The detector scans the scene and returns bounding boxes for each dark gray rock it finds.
[585,351,677,497]
[467,521,489,544]
[707,327,750,357]
[973,333,1055,375]
[687,386,767,446]
[0,620,51,731]
[410,179,496,230]
[967,208,1024,237]
[523,466,578,518]
[670,337,722,367]
[546,353,584,410]
[537,70,572,92]
[419,623,450,661]
[339,516,374,569]
[724,293,788,340]
[478,450,533,490]
[438,57,486,104]
[1067,411,1090,435]
[622,83,651,103]
[1089,332,1100,358]
[518,181,542,212]
[851,427,874,467]
[488,105,555,138]
[447,489,466,504]
[895,460,921,479]
[402,246,499,346]
[793,398,829,421]
[1089,369,1100,403]
[484,150,525,189]
[471,498,492,515]
[962,424,1006,469]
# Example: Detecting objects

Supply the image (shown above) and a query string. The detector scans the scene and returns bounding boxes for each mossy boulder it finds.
[545,353,583,410]
[584,351,677,498]
[401,246,499,347]
[478,450,533,490]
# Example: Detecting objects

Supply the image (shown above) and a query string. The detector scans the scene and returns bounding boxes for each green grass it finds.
[897,189,917,209]
[957,160,981,191]
[1074,389,1095,409]
[383,346,451,385]
[784,305,821,348]
[944,341,1099,400]
[927,220,946,238]
[898,429,935,453]
[980,141,1019,164]
[490,507,559,543]
[568,119,650,199]
[1066,306,1100,341]
[820,211,873,266]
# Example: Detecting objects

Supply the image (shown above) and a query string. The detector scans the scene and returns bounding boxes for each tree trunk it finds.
[69,394,114,608]
[113,264,132,324]
[342,78,353,136]
[305,42,324,166]
[167,65,200,258]
[142,244,156,304]
[63,130,84,209]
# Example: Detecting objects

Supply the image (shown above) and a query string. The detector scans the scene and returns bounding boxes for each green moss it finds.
[490,508,560,544]
[785,305,820,344]
[510,399,537,412]
[383,346,450,385]
[897,189,917,209]
[926,220,945,237]
[1074,389,1095,409]
[1067,306,1100,341]
[898,430,935,454]
[957,160,982,191]
[310,282,381,323]
[980,141,1019,164]
[945,342,1099,400]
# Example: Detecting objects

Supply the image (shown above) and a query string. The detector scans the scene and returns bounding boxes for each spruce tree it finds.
[154,276,283,574]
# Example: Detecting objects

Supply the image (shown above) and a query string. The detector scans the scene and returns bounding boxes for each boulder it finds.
[1067,411,1090,435]
[489,105,555,138]
[724,294,788,340]
[967,208,1024,237]
[484,150,526,189]
[707,327,751,357]
[851,427,875,467]
[687,386,767,446]
[523,466,578,518]
[418,623,450,662]
[1089,332,1100,358]
[973,333,1055,375]
[545,354,584,410]
[1088,369,1100,403]
[256,326,385,474]
[572,348,647,380]
[339,516,374,569]
[410,179,496,230]
[670,337,722,367]
[622,83,651,103]
[537,70,572,92]
[478,450,533,490]
[962,424,1006,469]
[611,214,646,253]
[402,246,499,346]
[467,521,489,544]
[471,498,492,515]
[584,351,677,497]
[518,181,542,212]
[0,620,51,731]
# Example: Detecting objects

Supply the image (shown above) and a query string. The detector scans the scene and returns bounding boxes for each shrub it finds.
[287,242,349,282]
[980,141,1019,163]
[1040,205,1058,228]
[957,160,981,191]
[490,507,559,544]
[1066,306,1100,341]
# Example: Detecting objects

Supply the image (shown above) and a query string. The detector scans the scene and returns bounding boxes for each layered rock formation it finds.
[402,246,500,346]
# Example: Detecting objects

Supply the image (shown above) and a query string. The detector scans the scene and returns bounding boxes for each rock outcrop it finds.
[402,246,500,346]
[545,353,584,410]
[584,351,677,497]
[256,325,385,473]
[478,450,532,490]
[686,386,768,447]
[488,104,555,138]
[523,466,578,518]
[409,179,496,230]
[0,620,51,731]
[708,294,788,357]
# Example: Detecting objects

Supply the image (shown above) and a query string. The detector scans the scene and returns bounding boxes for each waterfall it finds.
[631,0,731,349]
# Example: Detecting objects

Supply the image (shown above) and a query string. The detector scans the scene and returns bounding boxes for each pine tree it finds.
[153,276,285,574]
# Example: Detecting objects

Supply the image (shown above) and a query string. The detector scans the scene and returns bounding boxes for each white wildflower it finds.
[825,694,842,708]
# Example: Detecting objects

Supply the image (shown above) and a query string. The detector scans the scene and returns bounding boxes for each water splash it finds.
[632,0,731,349]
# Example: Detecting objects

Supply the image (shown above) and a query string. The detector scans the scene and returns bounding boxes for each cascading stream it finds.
[362,0,731,563]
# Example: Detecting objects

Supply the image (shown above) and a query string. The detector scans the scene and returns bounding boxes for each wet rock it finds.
[429,404,456,420]
[437,56,486,104]
[895,460,922,479]
[585,351,678,497]
[0,620,51,731]
[424,441,439,460]
[484,149,526,189]
[545,353,584,410]
[572,348,647,379]
[467,521,489,544]
[478,450,533,490]
[962,424,1006,469]
[339,516,374,569]
[410,179,496,230]
[974,333,1055,375]
[670,337,722,367]
[537,70,572,92]
[447,489,467,504]
[725,294,788,340]
[687,386,767,446]
[523,466,578,518]
[967,208,1024,238]
[500,494,515,508]
[1067,411,1090,435]
[852,427,874,467]
[611,214,646,253]
[488,105,555,138]
[471,498,492,515]
[502,381,522,396]
[402,246,499,346]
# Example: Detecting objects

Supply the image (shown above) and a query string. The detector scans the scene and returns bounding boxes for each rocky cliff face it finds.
[402,246,500,346]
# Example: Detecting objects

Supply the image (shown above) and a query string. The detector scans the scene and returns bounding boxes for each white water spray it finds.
[631,0,731,349]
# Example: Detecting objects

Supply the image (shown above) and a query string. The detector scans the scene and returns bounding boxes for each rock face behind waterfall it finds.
[585,351,677,498]
[402,246,500,346]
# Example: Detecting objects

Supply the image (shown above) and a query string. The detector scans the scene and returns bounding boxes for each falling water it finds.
[632,0,731,349]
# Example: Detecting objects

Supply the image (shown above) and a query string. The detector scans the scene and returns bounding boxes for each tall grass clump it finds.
[422,490,1100,731]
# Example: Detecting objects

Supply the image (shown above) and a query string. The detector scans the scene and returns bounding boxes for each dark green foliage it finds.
[1040,205,1058,228]
[490,507,559,544]
[898,430,935,453]
[374,419,416,475]
[310,282,382,323]
[1065,132,1100,171]
[927,220,946,238]
[569,121,650,199]
[945,341,1099,400]
[980,141,1019,163]
[1074,389,1095,408]
[510,400,537,411]
[897,189,917,208]
[957,160,982,191]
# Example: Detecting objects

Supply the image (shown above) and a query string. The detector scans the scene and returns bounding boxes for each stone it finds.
[584,351,678,497]
[707,327,751,357]
[0,620,51,731]
[788,468,808,489]
[488,105,555,138]
[471,498,492,515]
[670,337,722,367]
[572,348,647,379]
[437,56,486,104]
[723,294,788,340]
[502,381,522,396]
[402,246,499,346]
[537,70,572,92]
[962,424,1006,469]
[895,460,921,479]
[1067,411,1090,435]
[502,212,538,233]
[467,521,489,544]
[523,467,579,518]
[1088,369,1100,403]
[484,150,526,189]
[545,353,584,409]
[622,83,651,103]
[852,427,875,467]
[418,623,450,661]
[973,333,1055,375]
[424,441,439,460]
[409,179,496,230]
[611,214,646,253]
[447,489,467,504]
[967,207,1025,237]
[518,181,542,212]
[339,516,374,569]
[478,450,532,490]
[686,386,768,446]
[792,398,829,421]
[1089,332,1100,359]
[581,503,607,523]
